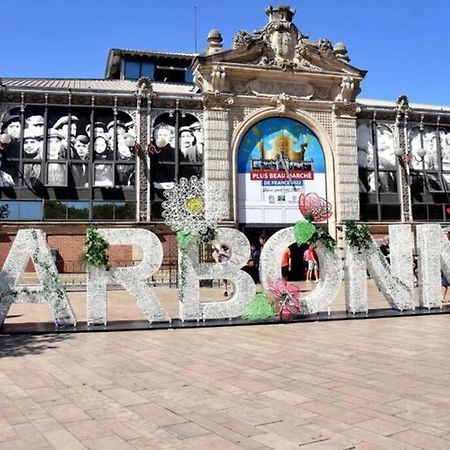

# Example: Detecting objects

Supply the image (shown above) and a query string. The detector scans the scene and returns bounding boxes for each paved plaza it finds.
[1,308,450,448]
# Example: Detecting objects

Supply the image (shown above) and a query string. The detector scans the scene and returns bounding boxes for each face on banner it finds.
[238,117,327,224]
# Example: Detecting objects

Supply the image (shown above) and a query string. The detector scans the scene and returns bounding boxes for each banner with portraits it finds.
[150,111,203,207]
[0,106,136,190]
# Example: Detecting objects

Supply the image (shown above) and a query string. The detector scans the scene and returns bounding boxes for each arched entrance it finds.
[237,116,330,226]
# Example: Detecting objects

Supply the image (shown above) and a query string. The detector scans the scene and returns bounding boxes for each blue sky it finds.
[2,0,449,106]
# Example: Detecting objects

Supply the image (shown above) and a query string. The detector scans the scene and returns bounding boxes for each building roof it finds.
[359,98,450,113]
[105,49,198,79]
[1,78,199,96]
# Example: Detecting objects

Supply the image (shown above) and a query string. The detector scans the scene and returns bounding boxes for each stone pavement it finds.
[1,314,450,449]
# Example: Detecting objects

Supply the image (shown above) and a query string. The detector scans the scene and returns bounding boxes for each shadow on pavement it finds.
[0,333,72,357]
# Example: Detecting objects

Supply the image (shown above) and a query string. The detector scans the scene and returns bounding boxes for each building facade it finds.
[1,5,449,271]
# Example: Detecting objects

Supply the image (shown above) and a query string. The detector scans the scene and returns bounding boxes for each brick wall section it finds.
[0,229,178,273]
[0,233,133,273]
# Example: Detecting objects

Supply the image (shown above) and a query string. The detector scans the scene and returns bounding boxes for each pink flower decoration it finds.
[298,193,333,222]
[268,278,303,320]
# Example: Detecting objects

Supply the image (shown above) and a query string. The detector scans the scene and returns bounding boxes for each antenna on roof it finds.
[194,5,198,53]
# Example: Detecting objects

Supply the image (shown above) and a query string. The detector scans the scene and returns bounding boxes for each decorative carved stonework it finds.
[231,79,314,99]
[135,77,153,98]
[232,30,253,49]
[333,101,360,118]
[210,65,226,92]
[203,92,234,110]
[335,76,355,102]
[271,92,293,112]
[228,4,354,72]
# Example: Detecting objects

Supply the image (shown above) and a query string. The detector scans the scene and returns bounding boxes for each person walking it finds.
[304,244,319,283]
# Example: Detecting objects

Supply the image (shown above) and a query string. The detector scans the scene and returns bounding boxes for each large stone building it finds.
[1,4,449,272]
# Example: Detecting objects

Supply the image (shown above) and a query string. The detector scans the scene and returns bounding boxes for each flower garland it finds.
[241,292,277,321]
[344,220,372,252]
[294,214,336,252]
[81,226,109,269]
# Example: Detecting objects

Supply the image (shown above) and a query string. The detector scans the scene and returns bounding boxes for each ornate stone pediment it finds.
[200,4,365,77]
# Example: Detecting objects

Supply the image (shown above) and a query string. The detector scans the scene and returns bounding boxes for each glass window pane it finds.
[23,163,42,188]
[378,171,397,192]
[47,162,67,186]
[115,202,136,220]
[380,204,401,221]
[93,202,114,220]
[142,62,155,79]
[0,162,17,187]
[124,61,140,80]
[94,164,114,187]
[0,201,19,220]
[44,201,66,220]
[412,204,428,220]
[428,205,444,221]
[70,164,89,188]
[184,70,194,83]
[19,201,42,220]
[116,164,135,186]
[426,173,443,192]
[66,201,89,220]
[359,201,379,221]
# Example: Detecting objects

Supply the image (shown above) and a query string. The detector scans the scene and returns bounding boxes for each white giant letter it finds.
[344,224,414,313]
[0,229,76,326]
[86,228,169,325]
[260,227,343,314]
[416,224,450,309]
[179,228,256,321]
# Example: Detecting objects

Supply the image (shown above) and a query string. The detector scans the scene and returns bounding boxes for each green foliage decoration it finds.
[310,227,336,253]
[198,226,217,245]
[294,221,316,246]
[81,226,109,269]
[294,219,336,252]
[241,292,277,321]
[344,220,372,251]
[176,229,194,297]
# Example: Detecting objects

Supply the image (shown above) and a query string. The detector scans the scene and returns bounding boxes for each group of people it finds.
[0,110,136,188]
[151,120,204,199]
[153,121,203,163]
[211,234,322,297]
[358,121,450,194]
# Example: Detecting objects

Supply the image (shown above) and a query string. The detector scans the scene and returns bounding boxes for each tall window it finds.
[358,119,450,222]
[0,104,137,221]
[409,125,450,221]
[357,120,401,221]
[150,111,203,219]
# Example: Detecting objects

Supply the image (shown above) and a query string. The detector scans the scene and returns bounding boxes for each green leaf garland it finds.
[344,220,372,251]
[294,221,316,246]
[81,226,109,269]
[241,292,277,320]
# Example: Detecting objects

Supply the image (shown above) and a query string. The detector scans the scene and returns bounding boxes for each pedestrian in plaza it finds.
[213,244,231,296]
[304,244,319,283]
[281,246,291,281]
[380,235,390,264]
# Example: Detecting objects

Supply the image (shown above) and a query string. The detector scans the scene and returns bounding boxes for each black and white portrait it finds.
[116,164,134,186]
[47,129,66,160]
[179,125,201,163]
[94,163,114,187]
[47,162,67,186]
[70,164,89,187]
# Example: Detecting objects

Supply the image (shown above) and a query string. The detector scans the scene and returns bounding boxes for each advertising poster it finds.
[238,117,327,224]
